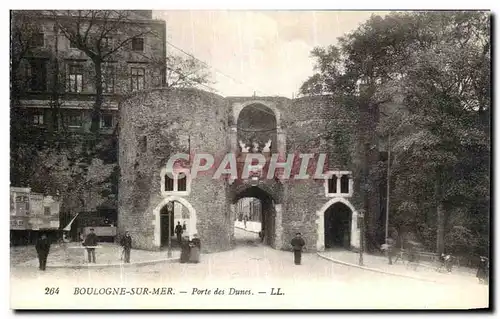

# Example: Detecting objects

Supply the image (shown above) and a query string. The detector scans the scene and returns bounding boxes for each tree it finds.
[300,11,490,255]
[51,10,160,134]
[165,54,213,89]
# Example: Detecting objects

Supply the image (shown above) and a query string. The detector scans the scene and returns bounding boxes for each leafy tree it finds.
[300,11,490,255]
[165,54,213,89]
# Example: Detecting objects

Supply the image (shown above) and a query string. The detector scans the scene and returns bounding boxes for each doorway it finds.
[324,202,352,249]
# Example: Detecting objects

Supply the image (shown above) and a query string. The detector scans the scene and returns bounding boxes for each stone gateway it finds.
[118,87,374,253]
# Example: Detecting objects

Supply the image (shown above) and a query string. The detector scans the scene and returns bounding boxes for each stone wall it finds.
[118,88,230,252]
[118,89,381,253]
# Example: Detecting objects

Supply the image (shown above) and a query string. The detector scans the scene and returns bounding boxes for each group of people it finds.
[34,228,134,270]
[81,228,134,264]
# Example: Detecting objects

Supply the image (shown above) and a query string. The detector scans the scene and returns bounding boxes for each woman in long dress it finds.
[180,236,191,263]
[189,234,201,263]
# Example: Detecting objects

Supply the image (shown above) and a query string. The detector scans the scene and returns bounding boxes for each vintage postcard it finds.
[9,9,491,310]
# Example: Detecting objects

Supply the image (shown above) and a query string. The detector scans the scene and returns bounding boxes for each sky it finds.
[154,11,385,98]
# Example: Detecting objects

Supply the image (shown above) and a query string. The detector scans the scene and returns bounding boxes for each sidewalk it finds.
[14,242,180,269]
[234,221,261,233]
[318,250,481,286]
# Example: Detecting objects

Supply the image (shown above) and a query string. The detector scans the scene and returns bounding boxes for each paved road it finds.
[10,228,489,309]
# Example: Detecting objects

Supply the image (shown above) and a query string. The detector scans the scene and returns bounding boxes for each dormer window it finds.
[325,171,353,197]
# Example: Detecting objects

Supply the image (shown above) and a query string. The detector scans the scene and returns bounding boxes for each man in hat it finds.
[290,232,306,265]
[35,233,51,271]
[83,228,98,263]
[120,231,133,263]
[175,222,183,245]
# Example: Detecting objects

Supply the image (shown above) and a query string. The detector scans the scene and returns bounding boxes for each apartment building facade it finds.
[12,10,166,134]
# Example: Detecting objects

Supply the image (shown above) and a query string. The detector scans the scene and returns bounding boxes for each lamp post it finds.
[359,209,365,266]
[385,133,391,246]
[167,201,173,258]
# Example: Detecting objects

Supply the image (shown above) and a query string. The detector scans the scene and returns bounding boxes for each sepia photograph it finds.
[8,7,491,310]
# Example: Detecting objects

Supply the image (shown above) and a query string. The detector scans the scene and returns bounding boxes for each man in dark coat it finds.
[83,228,98,263]
[477,256,489,284]
[290,232,306,265]
[120,231,132,263]
[175,222,183,245]
[35,233,51,271]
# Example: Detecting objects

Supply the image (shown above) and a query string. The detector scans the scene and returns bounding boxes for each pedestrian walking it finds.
[120,231,132,263]
[175,222,183,245]
[477,256,489,284]
[381,237,395,265]
[290,232,306,265]
[35,233,51,271]
[83,228,98,263]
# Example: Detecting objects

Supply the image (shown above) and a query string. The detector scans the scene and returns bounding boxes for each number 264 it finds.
[45,287,59,295]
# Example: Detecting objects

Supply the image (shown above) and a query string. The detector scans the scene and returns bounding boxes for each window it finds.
[26,59,47,91]
[161,169,191,196]
[340,175,349,194]
[325,171,352,197]
[30,33,44,47]
[100,114,113,129]
[15,195,29,214]
[65,111,82,127]
[328,176,337,194]
[165,174,174,192]
[17,220,24,226]
[33,113,44,125]
[130,67,145,91]
[67,64,84,93]
[379,151,388,162]
[178,173,187,192]
[102,37,112,49]
[131,37,144,51]
[44,207,51,216]
[102,65,115,93]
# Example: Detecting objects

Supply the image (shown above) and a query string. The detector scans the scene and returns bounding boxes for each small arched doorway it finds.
[324,202,352,249]
[153,196,197,249]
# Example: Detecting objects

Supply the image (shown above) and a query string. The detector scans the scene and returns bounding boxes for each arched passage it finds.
[316,197,360,251]
[232,186,280,248]
[153,196,197,248]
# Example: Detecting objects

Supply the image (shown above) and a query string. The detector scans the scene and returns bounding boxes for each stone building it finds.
[12,10,166,134]
[118,88,388,253]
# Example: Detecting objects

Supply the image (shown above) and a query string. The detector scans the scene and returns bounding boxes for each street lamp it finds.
[385,133,391,246]
[358,209,365,266]
[167,201,173,258]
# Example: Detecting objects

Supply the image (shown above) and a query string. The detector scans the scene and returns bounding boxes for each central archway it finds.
[231,186,280,248]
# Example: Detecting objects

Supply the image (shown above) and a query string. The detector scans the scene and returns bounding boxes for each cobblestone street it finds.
[10,228,489,309]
